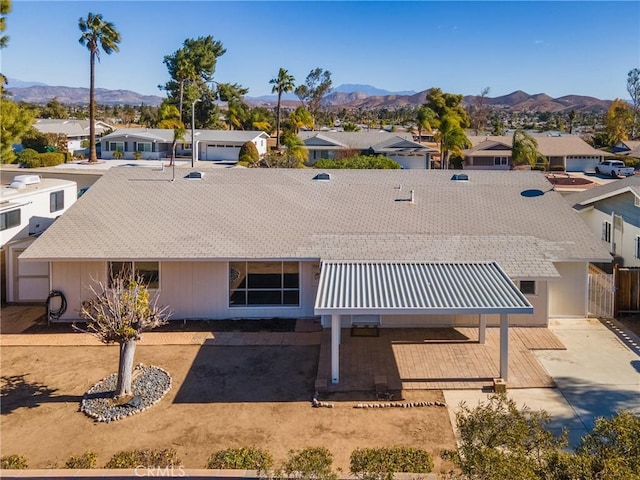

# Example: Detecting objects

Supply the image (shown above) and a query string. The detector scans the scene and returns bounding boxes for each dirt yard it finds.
[1,344,456,473]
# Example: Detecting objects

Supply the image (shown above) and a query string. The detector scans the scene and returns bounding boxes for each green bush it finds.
[1,454,28,469]
[105,449,180,469]
[239,141,260,164]
[624,156,639,170]
[350,446,434,480]
[65,451,98,469]
[315,155,400,169]
[206,447,273,471]
[17,148,41,166]
[38,152,66,167]
[282,447,337,480]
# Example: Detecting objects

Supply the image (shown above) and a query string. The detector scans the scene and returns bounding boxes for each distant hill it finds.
[321,88,611,112]
[332,84,417,96]
[5,80,611,113]
[5,85,165,106]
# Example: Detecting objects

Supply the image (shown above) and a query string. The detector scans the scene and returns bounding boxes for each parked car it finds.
[594,160,635,177]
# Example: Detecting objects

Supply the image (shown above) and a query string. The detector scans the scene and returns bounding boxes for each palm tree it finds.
[415,105,436,143]
[436,114,470,169]
[78,13,121,163]
[269,68,295,150]
[158,103,186,166]
[512,129,545,169]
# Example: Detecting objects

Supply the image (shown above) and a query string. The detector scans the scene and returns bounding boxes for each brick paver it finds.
[316,327,565,392]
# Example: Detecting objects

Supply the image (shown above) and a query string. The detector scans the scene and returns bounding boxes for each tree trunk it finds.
[179,79,185,124]
[275,91,282,150]
[88,50,97,163]
[115,339,136,398]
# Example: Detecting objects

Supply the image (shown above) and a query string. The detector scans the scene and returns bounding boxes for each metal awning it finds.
[314,261,533,316]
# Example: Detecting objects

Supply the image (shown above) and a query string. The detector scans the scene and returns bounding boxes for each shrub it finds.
[105,449,180,469]
[350,446,434,480]
[206,447,273,471]
[625,156,639,170]
[112,150,124,160]
[133,151,142,160]
[1,454,28,469]
[315,155,400,169]
[65,451,98,469]
[239,141,260,165]
[39,152,65,167]
[17,148,41,167]
[282,447,337,480]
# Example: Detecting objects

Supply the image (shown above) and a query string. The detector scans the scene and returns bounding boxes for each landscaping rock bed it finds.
[81,364,171,423]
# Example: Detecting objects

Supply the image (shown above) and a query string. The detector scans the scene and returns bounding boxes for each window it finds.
[602,221,612,243]
[636,237,640,260]
[109,261,160,289]
[493,156,508,166]
[50,190,64,212]
[229,261,299,306]
[635,196,640,208]
[109,142,124,152]
[136,142,151,152]
[519,280,536,295]
[0,209,21,231]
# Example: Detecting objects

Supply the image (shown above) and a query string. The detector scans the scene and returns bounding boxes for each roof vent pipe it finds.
[410,190,415,204]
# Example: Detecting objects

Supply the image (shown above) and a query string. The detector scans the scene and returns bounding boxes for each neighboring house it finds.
[98,129,269,162]
[568,175,640,267]
[33,119,113,154]
[1,174,77,303]
[611,140,640,155]
[463,135,608,172]
[20,168,610,384]
[298,131,438,169]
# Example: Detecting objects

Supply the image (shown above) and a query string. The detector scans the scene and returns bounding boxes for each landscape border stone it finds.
[81,364,172,423]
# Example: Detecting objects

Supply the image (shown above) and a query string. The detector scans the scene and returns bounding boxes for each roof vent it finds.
[9,181,27,190]
[185,171,205,179]
[451,173,469,181]
[12,174,41,185]
[313,173,331,181]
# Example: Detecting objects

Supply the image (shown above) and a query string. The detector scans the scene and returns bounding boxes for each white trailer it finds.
[1,175,77,303]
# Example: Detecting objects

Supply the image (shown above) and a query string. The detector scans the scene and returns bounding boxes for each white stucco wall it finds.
[548,262,589,317]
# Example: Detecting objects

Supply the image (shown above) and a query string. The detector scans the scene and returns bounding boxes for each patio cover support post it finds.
[479,314,487,344]
[331,314,340,384]
[500,313,509,381]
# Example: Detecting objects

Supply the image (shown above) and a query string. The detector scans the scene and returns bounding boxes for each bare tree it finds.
[77,269,170,399]
[470,86,491,135]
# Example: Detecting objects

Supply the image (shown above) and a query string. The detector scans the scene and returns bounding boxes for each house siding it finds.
[50,260,318,322]
[578,201,640,267]
[548,262,588,317]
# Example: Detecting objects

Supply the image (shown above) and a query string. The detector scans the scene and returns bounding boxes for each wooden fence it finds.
[615,265,640,315]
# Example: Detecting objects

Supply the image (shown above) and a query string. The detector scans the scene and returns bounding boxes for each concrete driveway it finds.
[444,317,639,447]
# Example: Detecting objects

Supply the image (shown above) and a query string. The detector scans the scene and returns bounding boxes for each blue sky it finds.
[2,1,639,100]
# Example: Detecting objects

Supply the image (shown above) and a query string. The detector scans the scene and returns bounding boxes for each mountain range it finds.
[4,78,612,113]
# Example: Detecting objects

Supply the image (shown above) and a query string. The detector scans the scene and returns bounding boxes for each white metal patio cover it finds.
[314,261,534,384]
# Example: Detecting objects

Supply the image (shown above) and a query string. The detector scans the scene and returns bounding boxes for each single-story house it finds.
[98,129,269,162]
[568,175,640,267]
[33,119,113,154]
[20,168,610,384]
[463,135,609,172]
[298,131,438,169]
[611,140,640,155]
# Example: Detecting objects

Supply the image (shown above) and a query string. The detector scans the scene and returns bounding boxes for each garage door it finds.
[205,145,238,161]
[565,156,600,173]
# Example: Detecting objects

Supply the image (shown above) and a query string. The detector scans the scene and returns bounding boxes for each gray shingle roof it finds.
[567,174,640,207]
[299,131,415,150]
[99,129,268,144]
[467,135,608,157]
[22,168,611,278]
